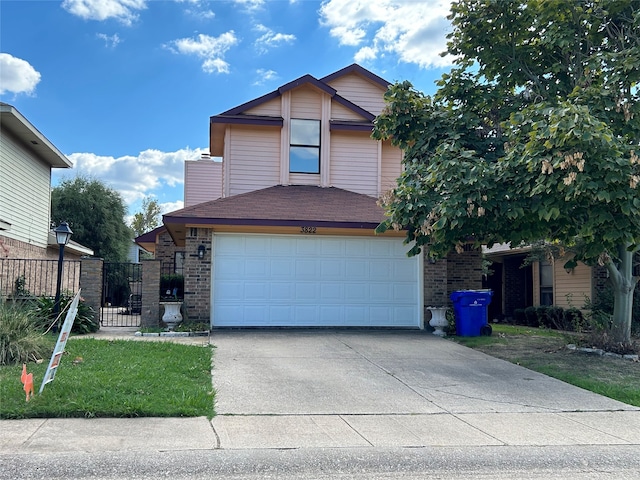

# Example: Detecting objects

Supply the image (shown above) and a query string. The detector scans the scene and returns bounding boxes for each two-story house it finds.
[0,103,93,260]
[148,64,482,328]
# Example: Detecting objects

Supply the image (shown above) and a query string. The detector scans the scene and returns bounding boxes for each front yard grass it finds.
[452,324,640,407]
[0,338,214,419]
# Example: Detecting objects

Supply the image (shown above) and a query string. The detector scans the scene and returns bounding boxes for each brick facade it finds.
[0,234,84,261]
[155,230,182,274]
[183,228,212,323]
[446,248,483,296]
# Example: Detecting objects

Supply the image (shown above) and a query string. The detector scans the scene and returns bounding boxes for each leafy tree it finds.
[52,176,132,262]
[131,196,161,237]
[373,0,640,343]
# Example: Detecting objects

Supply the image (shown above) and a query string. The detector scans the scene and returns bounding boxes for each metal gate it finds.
[101,263,142,327]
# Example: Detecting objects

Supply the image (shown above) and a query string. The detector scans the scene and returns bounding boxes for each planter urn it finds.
[160,302,183,331]
[427,307,448,336]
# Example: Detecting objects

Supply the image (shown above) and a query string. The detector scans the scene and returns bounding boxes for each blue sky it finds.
[0,0,454,220]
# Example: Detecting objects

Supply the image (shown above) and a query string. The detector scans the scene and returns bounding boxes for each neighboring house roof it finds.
[0,103,73,168]
[209,64,390,156]
[163,185,387,246]
[47,232,94,257]
[135,225,167,254]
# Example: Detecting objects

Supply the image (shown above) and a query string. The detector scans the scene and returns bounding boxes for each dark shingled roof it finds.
[163,185,385,229]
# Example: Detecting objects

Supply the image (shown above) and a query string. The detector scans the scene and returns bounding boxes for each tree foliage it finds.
[130,197,161,237]
[51,176,132,262]
[373,0,640,342]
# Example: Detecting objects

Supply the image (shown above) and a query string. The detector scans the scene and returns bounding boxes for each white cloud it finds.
[62,0,147,25]
[233,0,265,12]
[254,24,296,54]
[175,0,215,19]
[55,147,207,206]
[319,0,454,69]
[159,200,184,215]
[166,32,239,73]
[253,68,278,86]
[96,33,122,48]
[0,54,41,96]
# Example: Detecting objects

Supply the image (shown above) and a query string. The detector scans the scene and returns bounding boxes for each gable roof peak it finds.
[321,63,390,89]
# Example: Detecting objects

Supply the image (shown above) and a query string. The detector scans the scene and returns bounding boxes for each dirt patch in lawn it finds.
[455,328,640,407]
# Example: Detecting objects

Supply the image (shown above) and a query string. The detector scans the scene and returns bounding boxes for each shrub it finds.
[513,308,526,325]
[546,306,564,329]
[175,322,210,332]
[524,306,539,327]
[0,301,53,365]
[35,293,99,334]
[535,306,550,328]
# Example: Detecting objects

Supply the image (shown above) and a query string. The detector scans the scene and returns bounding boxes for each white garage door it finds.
[212,234,422,328]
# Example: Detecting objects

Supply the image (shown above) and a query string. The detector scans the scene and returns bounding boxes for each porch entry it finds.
[101,262,141,327]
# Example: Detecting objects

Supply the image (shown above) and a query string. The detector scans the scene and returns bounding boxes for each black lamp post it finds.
[53,222,73,329]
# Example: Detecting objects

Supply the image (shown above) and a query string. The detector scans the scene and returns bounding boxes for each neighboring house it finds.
[483,243,617,320]
[0,103,93,260]
[140,64,482,328]
[127,241,150,263]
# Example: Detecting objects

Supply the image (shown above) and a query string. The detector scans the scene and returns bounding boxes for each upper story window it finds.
[290,119,320,174]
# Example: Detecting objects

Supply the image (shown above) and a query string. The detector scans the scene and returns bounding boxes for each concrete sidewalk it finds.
[1,329,639,454]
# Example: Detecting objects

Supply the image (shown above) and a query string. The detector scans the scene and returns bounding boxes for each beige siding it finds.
[0,131,51,248]
[381,141,402,193]
[246,97,281,116]
[330,131,378,196]
[289,173,320,185]
[326,74,387,116]
[184,160,223,207]
[290,87,322,119]
[228,126,281,196]
[553,257,592,309]
[331,101,364,121]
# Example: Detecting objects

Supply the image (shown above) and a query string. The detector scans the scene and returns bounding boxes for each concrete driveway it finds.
[211,329,640,449]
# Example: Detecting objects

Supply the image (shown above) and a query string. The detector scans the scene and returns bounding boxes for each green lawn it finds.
[0,338,215,419]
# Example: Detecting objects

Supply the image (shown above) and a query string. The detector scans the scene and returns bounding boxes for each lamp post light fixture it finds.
[53,222,73,330]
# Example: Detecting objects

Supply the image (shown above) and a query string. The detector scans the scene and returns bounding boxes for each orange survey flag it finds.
[21,363,34,402]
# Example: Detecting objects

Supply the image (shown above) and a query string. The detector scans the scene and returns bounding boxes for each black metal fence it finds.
[0,258,81,299]
[101,262,142,327]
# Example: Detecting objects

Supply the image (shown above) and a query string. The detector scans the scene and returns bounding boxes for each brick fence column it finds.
[80,257,103,324]
[141,259,160,327]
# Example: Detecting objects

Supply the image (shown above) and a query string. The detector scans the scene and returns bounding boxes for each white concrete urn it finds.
[427,307,448,336]
[160,302,183,331]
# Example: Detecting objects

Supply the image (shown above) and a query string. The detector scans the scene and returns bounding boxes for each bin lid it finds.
[450,290,493,302]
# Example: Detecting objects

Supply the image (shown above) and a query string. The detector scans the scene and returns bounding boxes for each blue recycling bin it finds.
[450,290,493,336]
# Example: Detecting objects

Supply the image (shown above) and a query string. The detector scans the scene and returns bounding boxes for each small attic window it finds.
[290,119,320,174]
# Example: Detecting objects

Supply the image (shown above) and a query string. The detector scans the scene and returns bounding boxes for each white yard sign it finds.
[39,289,81,394]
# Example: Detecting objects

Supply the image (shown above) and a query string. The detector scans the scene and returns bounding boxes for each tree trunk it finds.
[605,244,639,344]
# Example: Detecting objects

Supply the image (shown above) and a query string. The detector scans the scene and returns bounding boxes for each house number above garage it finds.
[300,226,317,234]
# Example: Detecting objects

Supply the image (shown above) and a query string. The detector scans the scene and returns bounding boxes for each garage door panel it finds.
[295,283,318,301]
[321,284,343,301]
[270,258,293,276]
[270,283,294,300]
[295,259,320,277]
[213,235,421,328]
[216,281,244,300]
[245,258,269,277]
[320,259,343,277]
